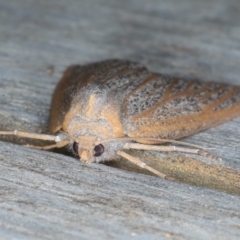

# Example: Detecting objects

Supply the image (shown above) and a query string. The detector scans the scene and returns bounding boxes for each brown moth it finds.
[1,59,240,179]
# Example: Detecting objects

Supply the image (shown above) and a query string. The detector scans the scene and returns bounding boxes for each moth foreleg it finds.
[124,143,222,161]
[0,130,70,150]
[117,150,173,180]
[25,139,70,150]
[0,130,56,141]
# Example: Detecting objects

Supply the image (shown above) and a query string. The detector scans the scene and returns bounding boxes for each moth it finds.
[1,59,240,179]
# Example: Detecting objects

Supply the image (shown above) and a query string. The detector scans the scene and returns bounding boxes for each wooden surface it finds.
[0,0,240,239]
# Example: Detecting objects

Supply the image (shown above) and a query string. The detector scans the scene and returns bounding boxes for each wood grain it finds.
[0,0,240,239]
[1,141,240,239]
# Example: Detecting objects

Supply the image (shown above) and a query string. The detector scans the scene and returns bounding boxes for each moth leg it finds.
[25,140,70,150]
[124,143,222,161]
[117,150,173,180]
[0,130,70,150]
[0,130,56,141]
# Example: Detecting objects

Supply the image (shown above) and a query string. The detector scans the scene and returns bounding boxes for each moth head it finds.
[62,132,127,163]
[69,135,104,163]
[60,90,126,162]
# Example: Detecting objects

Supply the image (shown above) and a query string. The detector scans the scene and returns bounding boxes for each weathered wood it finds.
[0,0,240,239]
[1,141,240,240]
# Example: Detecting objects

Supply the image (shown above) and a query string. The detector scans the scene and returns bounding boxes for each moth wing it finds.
[123,74,240,140]
[49,64,83,133]
[49,59,147,133]
[49,59,240,140]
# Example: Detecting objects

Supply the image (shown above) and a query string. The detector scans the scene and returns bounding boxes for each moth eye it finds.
[93,144,104,157]
[73,142,79,155]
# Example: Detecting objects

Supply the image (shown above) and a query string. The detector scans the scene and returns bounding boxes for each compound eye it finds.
[93,144,104,157]
[73,142,79,155]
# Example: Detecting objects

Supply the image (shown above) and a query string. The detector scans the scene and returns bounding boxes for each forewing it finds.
[49,64,83,133]
[123,74,240,139]
[49,59,149,132]
[49,59,240,140]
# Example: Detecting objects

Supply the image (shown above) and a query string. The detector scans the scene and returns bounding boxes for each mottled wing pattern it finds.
[49,59,240,141]
[81,60,240,140]
[49,64,82,132]
[49,59,148,132]
[122,75,240,139]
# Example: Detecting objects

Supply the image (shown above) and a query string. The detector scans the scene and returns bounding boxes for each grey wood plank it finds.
[0,0,240,239]
[0,141,240,240]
